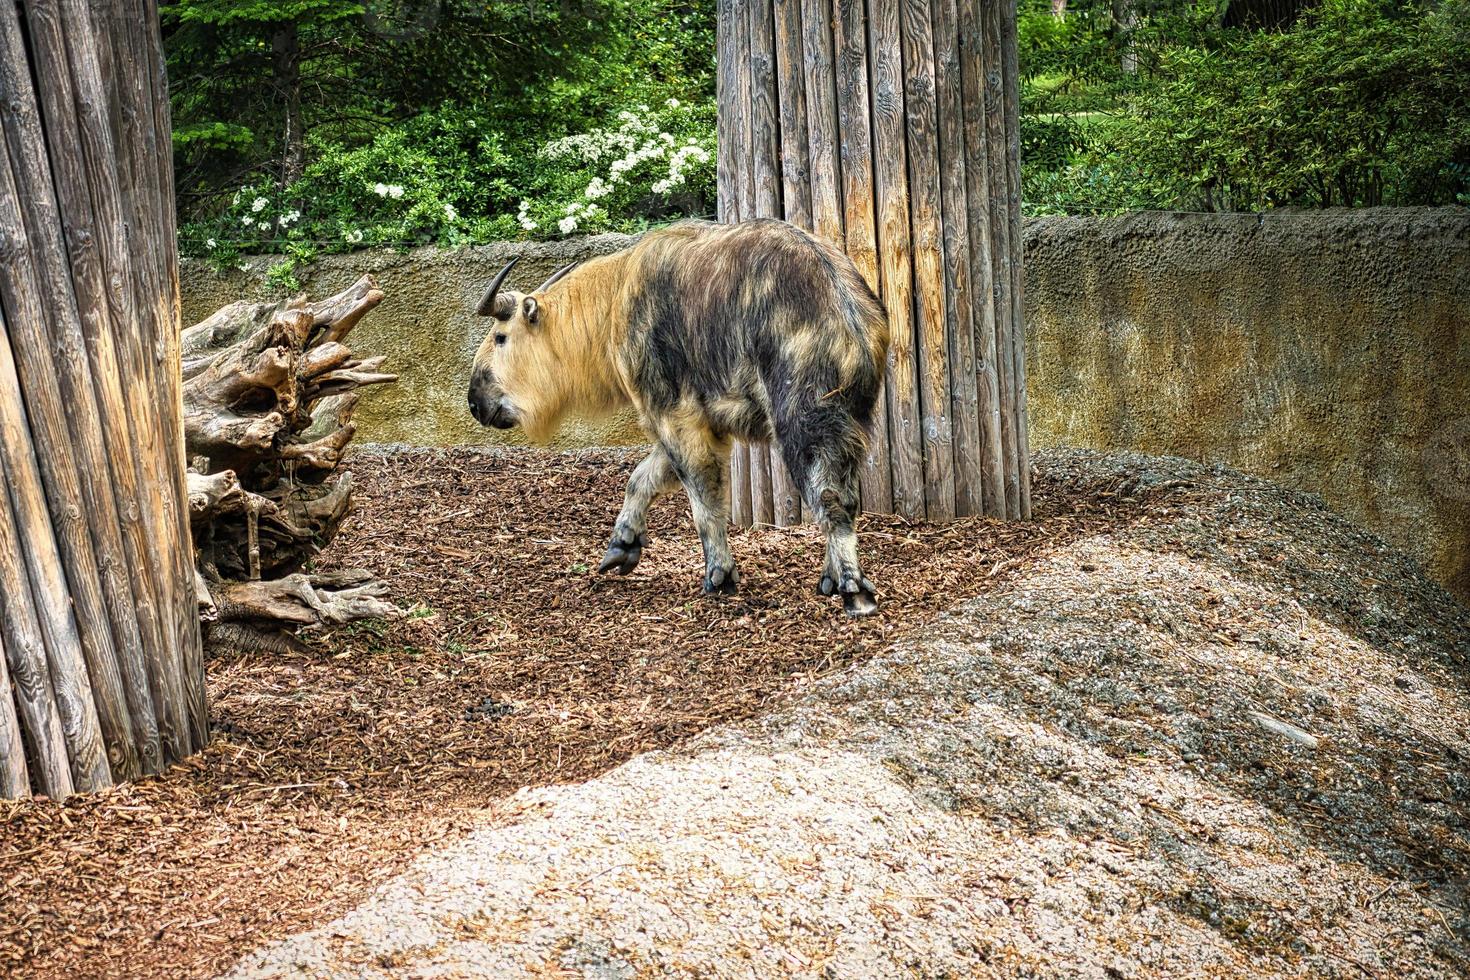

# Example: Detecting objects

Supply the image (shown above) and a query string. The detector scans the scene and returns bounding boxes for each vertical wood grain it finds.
[957,0,1006,517]
[0,1,143,782]
[15,0,163,776]
[801,0,844,247]
[770,0,810,526]
[34,0,189,766]
[982,0,1019,518]
[931,0,983,518]
[0,298,110,795]
[1000,0,1032,518]
[832,0,893,514]
[718,0,754,526]
[135,0,210,743]
[0,631,31,799]
[868,0,926,518]
[899,0,956,520]
[747,0,781,525]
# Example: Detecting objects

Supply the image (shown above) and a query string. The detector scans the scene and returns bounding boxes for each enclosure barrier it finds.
[717,0,1031,524]
[0,0,206,798]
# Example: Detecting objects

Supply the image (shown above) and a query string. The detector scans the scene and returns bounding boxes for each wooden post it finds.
[745,0,782,525]
[982,0,1020,518]
[718,0,1030,524]
[959,0,1007,517]
[833,0,893,514]
[717,0,753,526]
[933,0,984,518]
[0,2,207,797]
[868,0,927,519]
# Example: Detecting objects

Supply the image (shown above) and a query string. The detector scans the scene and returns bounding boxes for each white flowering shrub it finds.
[180,98,716,269]
[523,98,715,236]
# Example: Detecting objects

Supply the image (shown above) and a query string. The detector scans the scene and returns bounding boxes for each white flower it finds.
[388,184,405,199]
[584,176,611,200]
[257,221,270,231]
[651,179,672,194]
[205,238,217,249]
[241,215,254,227]
[666,97,680,109]
[277,209,300,227]
[516,200,538,231]
[444,203,458,221]
[346,229,364,244]
[558,215,578,235]
[250,196,267,213]
[374,182,389,197]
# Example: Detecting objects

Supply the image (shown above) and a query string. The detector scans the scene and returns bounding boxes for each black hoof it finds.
[702,565,740,595]
[597,529,645,575]
[819,572,875,599]
[842,589,879,617]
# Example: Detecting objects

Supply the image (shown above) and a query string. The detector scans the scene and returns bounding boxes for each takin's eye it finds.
[494,333,507,347]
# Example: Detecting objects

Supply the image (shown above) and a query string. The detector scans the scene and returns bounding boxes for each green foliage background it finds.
[1018,0,1470,214]
[169,0,717,276]
[168,0,1470,271]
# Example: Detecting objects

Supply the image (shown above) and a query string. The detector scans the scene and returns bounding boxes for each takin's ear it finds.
[523,296,539,325]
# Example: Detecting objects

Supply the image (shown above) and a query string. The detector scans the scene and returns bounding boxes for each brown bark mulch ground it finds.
[0,447,1131,979]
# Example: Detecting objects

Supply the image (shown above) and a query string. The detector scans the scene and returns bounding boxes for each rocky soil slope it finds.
[230,450,1470,978]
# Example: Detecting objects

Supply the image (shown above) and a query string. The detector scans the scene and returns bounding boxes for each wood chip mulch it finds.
[0,446,1136,979]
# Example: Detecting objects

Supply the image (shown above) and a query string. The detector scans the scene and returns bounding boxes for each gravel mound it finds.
[229,450,1470,978]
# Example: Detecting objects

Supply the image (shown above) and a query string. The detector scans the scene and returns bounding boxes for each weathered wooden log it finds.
[984,0,1020,518]
[833,0,894,515]
[745,0,781,525]
[0,632,29,799]
[1001,0,1033,518]
[0,14,149,781]
[868,0,926,519]
[933,0,984,518]
[960,0,1007,518]
[0,0,205,797]
[901,0,957,521]
[0,304,108,796]
[183,276,403,655]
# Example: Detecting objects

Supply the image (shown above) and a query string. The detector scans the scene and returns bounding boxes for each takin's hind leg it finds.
[599,445,679,575]
[804,448,878,617]
[665,433,738,596]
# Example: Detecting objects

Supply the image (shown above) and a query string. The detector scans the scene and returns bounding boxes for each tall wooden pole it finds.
[0,2,207,798]
[720,0,1031,524]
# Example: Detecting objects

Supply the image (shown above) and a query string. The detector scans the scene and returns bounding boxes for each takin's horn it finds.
[475,256,520,317]
[535,261,580,293]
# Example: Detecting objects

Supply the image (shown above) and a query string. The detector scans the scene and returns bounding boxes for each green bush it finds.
[1022,0,1470,213]
[1121,0,1470,210]
[181,98,716,262]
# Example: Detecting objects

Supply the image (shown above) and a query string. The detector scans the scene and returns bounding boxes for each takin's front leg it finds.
[668,435,739,596]
[598,446,679,575]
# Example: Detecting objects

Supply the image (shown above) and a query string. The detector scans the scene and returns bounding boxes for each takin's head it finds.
[467,257,579,439]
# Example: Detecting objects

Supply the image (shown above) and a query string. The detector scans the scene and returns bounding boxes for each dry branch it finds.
[184,276,403,654]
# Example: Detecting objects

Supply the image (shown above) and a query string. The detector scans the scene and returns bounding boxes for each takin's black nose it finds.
[468,389,516,429]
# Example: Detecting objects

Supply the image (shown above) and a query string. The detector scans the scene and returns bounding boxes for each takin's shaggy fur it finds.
[468,218,890,614]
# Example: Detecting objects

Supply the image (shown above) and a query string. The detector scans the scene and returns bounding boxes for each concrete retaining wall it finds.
[180,208,1470,596]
